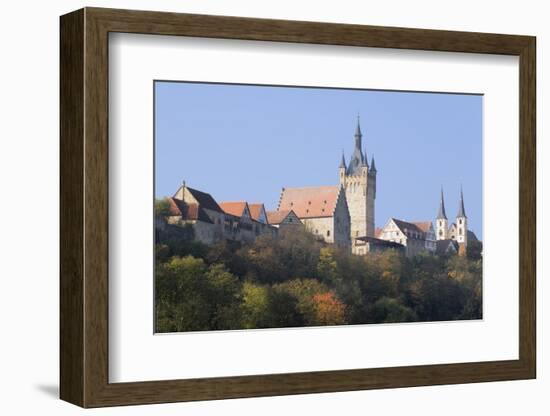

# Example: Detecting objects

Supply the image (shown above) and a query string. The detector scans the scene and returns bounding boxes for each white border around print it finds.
[108,33,519,383]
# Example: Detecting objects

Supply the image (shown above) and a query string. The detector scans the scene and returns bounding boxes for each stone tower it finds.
[339,116,377,248]
[455,187,468,247]
[436,187,449,240]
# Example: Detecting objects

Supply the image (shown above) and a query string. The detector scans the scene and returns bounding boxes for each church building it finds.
[436,187,477,254]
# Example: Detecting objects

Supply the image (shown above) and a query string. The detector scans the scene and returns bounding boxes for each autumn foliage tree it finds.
[311,292,346,325]
[154,226,482,333]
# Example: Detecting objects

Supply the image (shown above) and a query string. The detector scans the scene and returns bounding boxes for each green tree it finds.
[155,256,241,332]
[273,279,329,324]
[466,240,483,261]
[240,282,271,329]
[267,288,304,328]
[317,247,339,284]
[370,297,417,323]
[205,263,242,329]
[206,240,248,277]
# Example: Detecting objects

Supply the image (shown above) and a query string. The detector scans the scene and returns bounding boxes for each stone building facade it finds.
[413,221,437,252]
[338,117,377,249]
[277,185,351,249]
[168,185,226,244]
[165,184,277,245]
[378,218,431,258]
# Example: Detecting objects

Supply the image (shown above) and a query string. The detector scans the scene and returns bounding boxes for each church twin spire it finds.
[438,187,467,220]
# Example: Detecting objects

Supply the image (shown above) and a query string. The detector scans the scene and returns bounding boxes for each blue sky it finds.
[155,81,483,238]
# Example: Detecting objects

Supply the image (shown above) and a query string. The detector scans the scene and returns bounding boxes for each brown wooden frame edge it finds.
[60,7,536,408]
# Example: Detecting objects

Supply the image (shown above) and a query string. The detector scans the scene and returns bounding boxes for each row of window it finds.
[314,229,331,237]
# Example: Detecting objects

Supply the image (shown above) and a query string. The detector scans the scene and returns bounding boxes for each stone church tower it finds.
[339,117,377,246]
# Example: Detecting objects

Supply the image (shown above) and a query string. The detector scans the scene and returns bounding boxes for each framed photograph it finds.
[60,7,536,408]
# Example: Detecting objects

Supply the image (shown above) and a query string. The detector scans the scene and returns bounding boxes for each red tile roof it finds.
[168,198,213,223]
[412,221,433,233]
[219,201,249,218]
[248,203,265,221]
[278,186,340,218]
[374,227,382,238]
[266,209,294,225]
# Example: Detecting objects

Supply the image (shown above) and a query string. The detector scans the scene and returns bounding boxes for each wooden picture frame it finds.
[60,7,536,408]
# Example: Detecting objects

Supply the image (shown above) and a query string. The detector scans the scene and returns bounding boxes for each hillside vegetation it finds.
[155,228,482,333]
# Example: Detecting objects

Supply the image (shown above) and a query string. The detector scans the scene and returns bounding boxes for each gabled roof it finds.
[391,218,425,236]
[174,185,223,213]
[167,198,213,223]
[266,209,299,225]
[278,186,342,219]
[248,203,266,222]
[412,221,434,233]
[219,201,249,218]
[374,227,383,238]
[435,239,458,255]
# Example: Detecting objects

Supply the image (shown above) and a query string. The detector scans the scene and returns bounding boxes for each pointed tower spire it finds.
[437,187,447,219]
[347,115,367,175]
[339,150,346,169]
[457,186,467,218]
[354,114,363,153]
[369,154,377,172]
